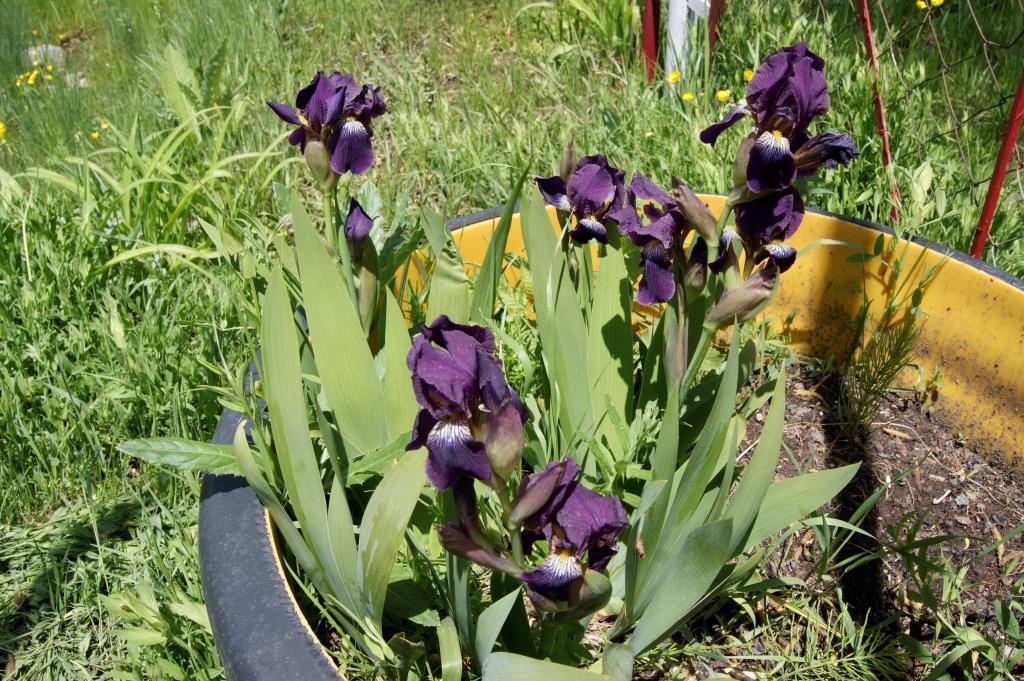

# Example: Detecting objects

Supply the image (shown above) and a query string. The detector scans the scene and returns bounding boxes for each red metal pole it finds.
[642,0,659,83]
[857,0,901,222]
[971,70,1024,258]
[708,0,722,63]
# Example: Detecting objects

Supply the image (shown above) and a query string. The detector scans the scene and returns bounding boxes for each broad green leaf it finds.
[586,238,633,446]
[629,518,733,654]
[470,169,528,322]
[346,432,412,484]
[438,617,463,681]
[475,587,522,665]
[423,209,471,323]
[291,192,388,454]
[326,476,359,615]
[382,288,417,440]
[639,389,678,558]
[358,449,427,627]
[118,437,240,475]
[667,328,740,527]
[601,644,634,681]
[231,423,320,583]
[261,267,347,599]
[444,493,474,653]
[744,464,860,552]
[520,187,592,435]
[726,370,786,553]
[483,653,602,681]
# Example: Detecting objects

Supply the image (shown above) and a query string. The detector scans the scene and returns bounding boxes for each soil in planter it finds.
[683,370,1024,681]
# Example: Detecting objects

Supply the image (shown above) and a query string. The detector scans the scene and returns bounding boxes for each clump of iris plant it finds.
[698,42,859,326]
[408,317,628,618]
[268,71,386,187]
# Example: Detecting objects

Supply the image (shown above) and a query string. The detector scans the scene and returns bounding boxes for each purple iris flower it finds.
[733,187,803,272]
[344,198,374,242]
[267,71,386,176]
[513,457,628,601]
[699,43,857,193]
[536,155,626,244]
[406,316,525,491]
[609,175,686,305]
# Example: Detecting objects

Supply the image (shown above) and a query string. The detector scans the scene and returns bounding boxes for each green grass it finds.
[1,0,1022,677]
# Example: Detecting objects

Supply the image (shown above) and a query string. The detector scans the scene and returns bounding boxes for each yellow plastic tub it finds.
[445,196,1024,464]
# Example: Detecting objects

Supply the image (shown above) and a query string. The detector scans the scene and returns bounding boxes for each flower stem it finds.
[680,326,713,399]
[538,619,557,659]
[325,188,357,299]
[494,477,526,568]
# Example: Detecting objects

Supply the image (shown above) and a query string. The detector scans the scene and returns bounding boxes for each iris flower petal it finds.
[267,101,301,125]
[535,175,571,211]
[699,104,750,145]
[330,120,375,175]
[636,242,676,305]
[567,164,615,218]
[424,419,491,490]
[746,131,797,192]
[734,187,804,250]
[344,198,374,241]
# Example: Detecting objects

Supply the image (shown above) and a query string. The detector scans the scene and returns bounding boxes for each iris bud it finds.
[683,238,708,301]
[437,524,521,575]
[508,459,567,526]
[671,176,717,243]
[302,139,338,189]
[484,399,526,481]
[558,140,577,184]
[706,261,779,329]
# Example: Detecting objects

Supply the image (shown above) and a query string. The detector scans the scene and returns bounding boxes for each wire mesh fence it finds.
[865,0,1024,260]
[697,0,1024,270]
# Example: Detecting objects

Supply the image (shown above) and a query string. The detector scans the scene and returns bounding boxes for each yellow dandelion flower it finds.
[716,89,731,103]
[101,122,109,130]
[45,74,53,82]
[90,130,100,140]
[0,122,7,140]
[27,70,39,86]
[930,0,943,5]
[32,29,40,37]
[743,68,754,82]
[32,60,39,67]
[667,70,681,85]
[681,91,695,102]
[916,0,927,7]
[46,64,54,72]
[57,32,66,41]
